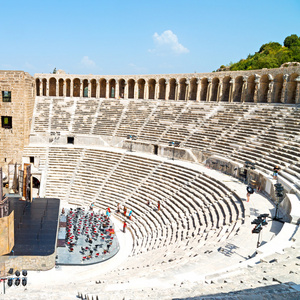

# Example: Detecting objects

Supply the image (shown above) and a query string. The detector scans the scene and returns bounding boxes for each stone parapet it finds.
[34,66,300,103]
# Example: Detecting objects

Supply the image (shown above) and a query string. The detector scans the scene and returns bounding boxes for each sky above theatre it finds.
[1,0,299,76]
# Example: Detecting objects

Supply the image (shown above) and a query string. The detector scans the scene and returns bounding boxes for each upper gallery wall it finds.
[35,66,300,104]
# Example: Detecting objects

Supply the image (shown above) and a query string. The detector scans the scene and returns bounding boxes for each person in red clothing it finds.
[123,221,127,233]
[157,201,161,211]
[124,206,127,216]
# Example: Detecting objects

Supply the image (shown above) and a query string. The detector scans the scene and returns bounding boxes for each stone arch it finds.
[83,79,88,97]
[138,79,145,99]
[36,79,40,96]
[189,78,198,101]
[119,79,125,98]
[233,76,243,102]
[201,78,208,101]
[49,77,56,97]
[221,76,231,102]
[211,77,219,102]
[66,79,71,97]
[259,75,269,103]
[128,79,135,99]
[91,79,96,98]
[179,78,187,100]
[148,79,156,99]
[273,74,283,103]
[246,75,255,102]
[100,79,106,98]
[109,79,116,98]
[58,79,64,97]
[73,78,80,97]
[158,78,166,100]
[287,73,298,104]
[32,176,40,189]
[169,78,177,100]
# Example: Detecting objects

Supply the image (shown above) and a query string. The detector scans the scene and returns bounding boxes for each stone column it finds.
[124,82,128,99]
[229,79,234,102]
[96,81,100,98]
[253,76,260,103]
[70,79,73,97]
[295,76,300,104]
[144,83,149,99]
[134,82,138,99]
[39,79,42,96]
[185,79,190,101]
[175,79,179,100]
[267,79,274,103]
[280,74,289,103]
[241,77,248,103]
[165,79,170,100]
[106,80,110,98]
[56,81,59,97]
[206,78,212,102]
[88,80,91,98]
[216,82,221,102]
[155,82,159,100]
[115,81,119,99]
[196,78,201,102]
[46,79,49,97]
[79,80,83,97]
[63,80,66,97]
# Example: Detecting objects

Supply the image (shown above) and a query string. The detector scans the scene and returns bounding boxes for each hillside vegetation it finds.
[219,34,300,71]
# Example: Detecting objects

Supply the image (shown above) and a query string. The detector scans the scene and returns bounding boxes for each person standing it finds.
[116,203,121,213]
[157,201,161,211]
[246,186,254,202]
[128,209,132,220]
[90,202,95,211]
[273,166,280,180]
[123,221,127,233]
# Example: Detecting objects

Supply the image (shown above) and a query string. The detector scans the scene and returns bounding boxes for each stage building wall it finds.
[0,211,14,256]
[0,71,35,176]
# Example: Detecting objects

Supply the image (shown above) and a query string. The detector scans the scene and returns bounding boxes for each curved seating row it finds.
[34,146,245,256]
[32,99,300,190]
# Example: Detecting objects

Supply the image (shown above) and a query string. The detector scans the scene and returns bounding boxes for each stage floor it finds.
[56,208,120,266]
[8,198,60,256]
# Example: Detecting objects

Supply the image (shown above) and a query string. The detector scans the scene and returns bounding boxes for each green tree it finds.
[227,34,300,71]
[259,42,282,53]
[283,34,300,48]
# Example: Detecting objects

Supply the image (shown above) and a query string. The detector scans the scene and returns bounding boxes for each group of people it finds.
[116,203,133,220]
[64,207,115,261]
[86,200,161,235]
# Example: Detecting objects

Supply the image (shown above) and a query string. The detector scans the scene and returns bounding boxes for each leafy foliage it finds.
[221,34,300,71]
[284,34,300,48]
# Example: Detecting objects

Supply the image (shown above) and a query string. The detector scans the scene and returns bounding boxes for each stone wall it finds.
[0,251,56,276]
[35,66,300,103]
[0,71,35,174]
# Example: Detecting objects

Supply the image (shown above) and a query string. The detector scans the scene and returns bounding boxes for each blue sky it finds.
[1,0,299,76]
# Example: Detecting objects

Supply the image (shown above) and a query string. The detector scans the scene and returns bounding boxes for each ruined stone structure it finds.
[35,66,300,103]
[1,65,300,298]
[1,66,299,175]
[0,71,35,174]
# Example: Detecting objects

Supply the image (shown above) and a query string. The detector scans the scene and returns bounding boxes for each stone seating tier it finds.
[29,146,245,256]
